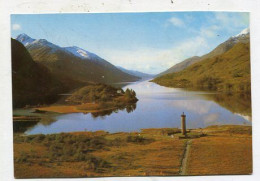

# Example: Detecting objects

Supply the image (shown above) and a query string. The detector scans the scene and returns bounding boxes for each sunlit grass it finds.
[13,125,252,178]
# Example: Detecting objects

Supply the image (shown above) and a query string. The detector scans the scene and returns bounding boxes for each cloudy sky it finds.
[11,12,249,74]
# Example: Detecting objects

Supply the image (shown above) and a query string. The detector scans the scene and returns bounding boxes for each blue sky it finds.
[11,12,249,74]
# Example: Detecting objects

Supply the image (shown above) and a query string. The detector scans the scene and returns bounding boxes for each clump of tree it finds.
[67,84,138,105]
[67,84,125,104]
[124,88,138,103]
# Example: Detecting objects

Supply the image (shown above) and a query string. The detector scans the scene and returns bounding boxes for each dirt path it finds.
[180,139,192,175]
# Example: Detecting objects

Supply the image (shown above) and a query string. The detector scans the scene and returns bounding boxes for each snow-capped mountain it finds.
[16,34,64,54]
[16,34,104,62]
[233,27,250,38]
[226,27,250,45]
[64,46,102,62]
[15,33,140,84]
[16,33,35,46]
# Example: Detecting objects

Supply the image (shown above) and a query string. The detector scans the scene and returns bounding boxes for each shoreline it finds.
[33,99,137,114]
[35,104,118,114]
[17,124,252,135]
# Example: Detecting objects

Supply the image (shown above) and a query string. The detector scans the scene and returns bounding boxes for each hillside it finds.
[157,28,250,76]
[152,42,250,93]
[158,56,201,76]
[11,39,65,108]
[16,34,140,88]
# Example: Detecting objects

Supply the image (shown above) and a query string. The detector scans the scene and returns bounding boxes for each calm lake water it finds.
[17,80,251,135]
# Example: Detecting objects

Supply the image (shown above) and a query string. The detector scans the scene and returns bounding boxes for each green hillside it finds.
[11,39,65,108]
[152,42,251,93]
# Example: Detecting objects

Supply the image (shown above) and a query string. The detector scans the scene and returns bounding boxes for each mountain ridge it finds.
[16,34,141,87]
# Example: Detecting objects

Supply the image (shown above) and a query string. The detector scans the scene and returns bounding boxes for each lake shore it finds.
[14,125,252,178]
[33,91,138,114]
[35,103,118,114]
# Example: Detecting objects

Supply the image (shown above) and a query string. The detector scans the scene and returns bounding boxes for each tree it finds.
[131,90,136,97]
[125,88,132,99]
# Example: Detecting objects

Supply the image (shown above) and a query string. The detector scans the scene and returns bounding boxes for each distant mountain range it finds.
[16,34,140,88]
[157,28,250,77]
[117,66,155,79]
[153,28,250,93]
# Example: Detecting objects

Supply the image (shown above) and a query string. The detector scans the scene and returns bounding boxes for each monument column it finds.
[181,112,186,135]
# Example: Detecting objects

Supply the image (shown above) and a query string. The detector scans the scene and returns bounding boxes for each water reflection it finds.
[90,103,137,118]
[13,121,39,133]
[23,102,137,134]
[20,80,251,135]
[202,93,251,118]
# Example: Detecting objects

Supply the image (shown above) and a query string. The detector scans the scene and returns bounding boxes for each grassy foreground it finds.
[13,125,252,178]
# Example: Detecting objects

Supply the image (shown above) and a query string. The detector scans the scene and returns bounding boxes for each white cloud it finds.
[12,24,21,30]
[168,17,185,27]
[94,13,248,74]
[212,12,249,31]
[99,35,209,74]
[169,100,213,115]
[200,25,220,38]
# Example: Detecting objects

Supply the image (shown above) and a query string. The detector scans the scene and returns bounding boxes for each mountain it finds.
[153,28,250,93]
[16,34,140,88]
[16,33,35,46]
[157,28,250,76]
[64,46,103,63]
[11,38,65,108]
[117,66,155,79]
[158,56,201,76]
[232,27,250,38]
